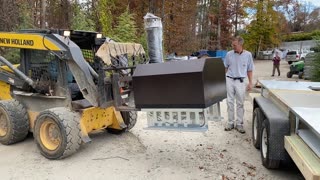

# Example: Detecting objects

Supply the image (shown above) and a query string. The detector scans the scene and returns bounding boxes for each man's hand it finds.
[246,82,252,91]
[247,71,253,91]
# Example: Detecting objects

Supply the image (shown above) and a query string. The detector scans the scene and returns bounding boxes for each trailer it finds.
[252,80,320,179]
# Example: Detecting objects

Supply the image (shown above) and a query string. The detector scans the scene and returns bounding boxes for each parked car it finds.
[299,49,310,60]
[285,50,308,64]
[261,48,273,55]
[285,50,299,64]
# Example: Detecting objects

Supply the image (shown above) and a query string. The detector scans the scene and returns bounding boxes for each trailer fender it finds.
[254,96,290,161]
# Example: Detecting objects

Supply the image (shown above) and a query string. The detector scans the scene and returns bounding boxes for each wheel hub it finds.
[262,128,268,158]
[0,111,8,137]
[253,115,258,140]
[40,119,61,151]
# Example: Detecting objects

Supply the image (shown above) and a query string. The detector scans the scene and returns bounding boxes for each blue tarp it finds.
[191,50,227,61]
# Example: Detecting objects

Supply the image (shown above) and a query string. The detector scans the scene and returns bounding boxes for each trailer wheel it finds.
[0,100,29,145]
[34,108,81,159]
[261,119,280,169]
[286,72,293,78]
[252,108,263,149]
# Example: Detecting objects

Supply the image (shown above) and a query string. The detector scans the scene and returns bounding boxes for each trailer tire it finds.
[0,100,29,145]
[260,119,280,169]
[34,108,81,159]
[252,108,263,149]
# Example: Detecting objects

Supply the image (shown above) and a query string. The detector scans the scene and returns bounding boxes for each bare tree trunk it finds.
[257,36,262,56]
[162,0,165,29]
[40,0,46,28]
[217,0,221,49]
[149,0,154,13]
[234,0,239,36]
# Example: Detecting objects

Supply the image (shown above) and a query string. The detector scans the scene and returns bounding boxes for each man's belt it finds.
[226,76,244,83]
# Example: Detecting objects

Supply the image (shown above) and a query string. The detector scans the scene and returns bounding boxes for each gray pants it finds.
[272,64,280,76]
[226,77,246,128]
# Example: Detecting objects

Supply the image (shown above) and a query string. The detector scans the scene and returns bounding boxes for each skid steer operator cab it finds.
[0,29,144,159]
[16,29,105,100]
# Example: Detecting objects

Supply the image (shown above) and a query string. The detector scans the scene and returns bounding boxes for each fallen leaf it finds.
[247,171,256,177]
[242,162,256,170]
[221,175,230,180]
[199,166,205,171]
[219,153,224,158]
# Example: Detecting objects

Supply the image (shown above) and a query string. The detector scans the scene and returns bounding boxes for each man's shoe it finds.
[224,124,234,131]
[271,75,274,77]
[235,126,245,134]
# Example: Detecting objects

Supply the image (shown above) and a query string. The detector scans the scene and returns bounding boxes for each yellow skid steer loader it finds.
[0,30,145,159]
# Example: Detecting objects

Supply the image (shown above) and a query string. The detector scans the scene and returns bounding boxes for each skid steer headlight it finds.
[63,30,71,37]
[96,33,102,39]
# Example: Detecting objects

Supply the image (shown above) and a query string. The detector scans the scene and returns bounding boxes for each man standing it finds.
[224,36,254,134]
[271,51,281,76]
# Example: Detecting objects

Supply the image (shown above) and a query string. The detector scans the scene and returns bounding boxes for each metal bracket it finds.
[142,103,223,132]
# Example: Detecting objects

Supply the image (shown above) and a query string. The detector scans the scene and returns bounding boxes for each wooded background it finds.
[0,0,319,55]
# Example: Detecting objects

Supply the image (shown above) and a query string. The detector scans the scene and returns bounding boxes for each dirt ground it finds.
[0,59,306,180]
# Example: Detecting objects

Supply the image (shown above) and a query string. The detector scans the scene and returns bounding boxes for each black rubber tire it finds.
[298,72,304,79]
[0,100,29,145]
[107,111,137,134]
[287,72,293,78]
[288,61,292,65]
[252,108,263,149]
[260,119,280,169]
[34,107,81,159]
[122,111,137,130]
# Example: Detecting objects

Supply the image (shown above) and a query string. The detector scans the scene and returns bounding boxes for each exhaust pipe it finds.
[144,13,163,63]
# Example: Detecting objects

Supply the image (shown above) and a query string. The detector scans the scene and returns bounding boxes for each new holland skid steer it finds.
[0,29,226,159]
[0,30,147,159]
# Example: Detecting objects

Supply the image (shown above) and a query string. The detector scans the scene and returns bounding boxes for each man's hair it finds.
[233,36,244,45]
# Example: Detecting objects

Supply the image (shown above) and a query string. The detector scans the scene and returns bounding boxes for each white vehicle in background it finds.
[285,49,309,64]
[300,49,311,61]
[262,48,274,56]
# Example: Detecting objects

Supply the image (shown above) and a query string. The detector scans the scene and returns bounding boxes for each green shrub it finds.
[311,37,320,82]
[282,30,320,42]
[311,53,320,82]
